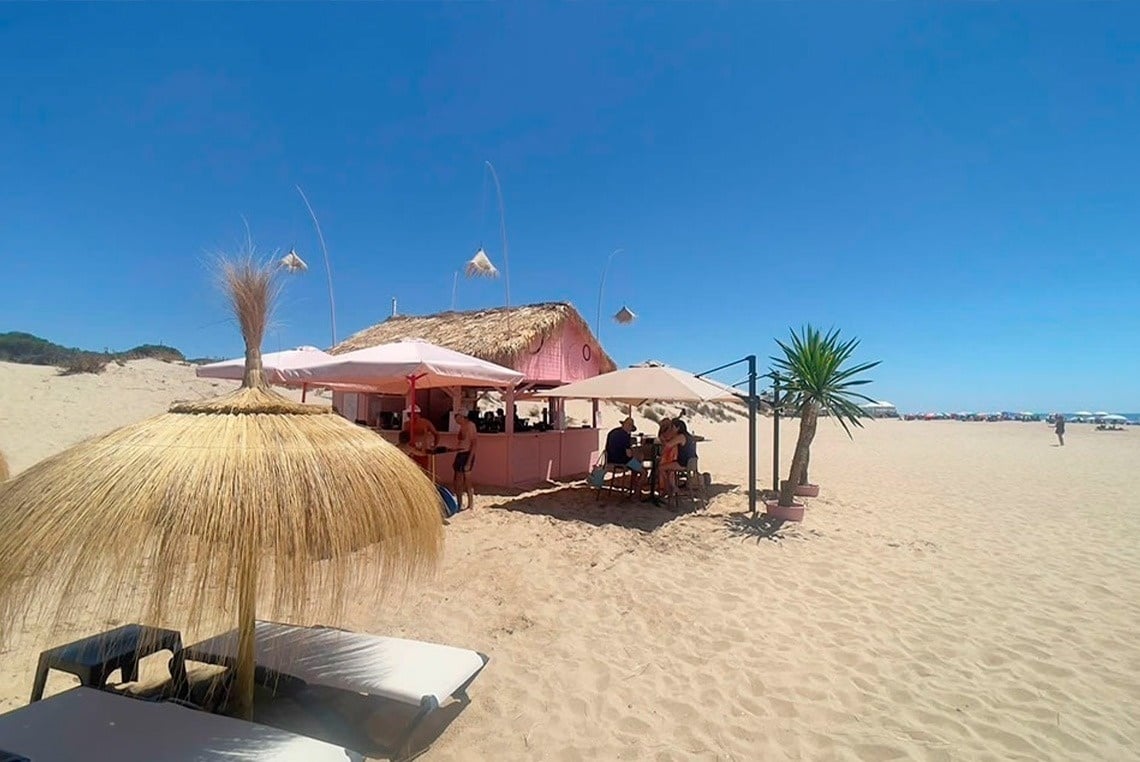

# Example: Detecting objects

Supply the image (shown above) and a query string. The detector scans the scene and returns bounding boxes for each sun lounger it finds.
[0,687,361,761]
[182,621,489,761]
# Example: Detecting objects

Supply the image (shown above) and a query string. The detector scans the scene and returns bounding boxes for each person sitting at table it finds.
[605,416,644,497]
[402,406,440,450]
[397,429,431,472]
[658,419,696,496]
[656,418,679,492]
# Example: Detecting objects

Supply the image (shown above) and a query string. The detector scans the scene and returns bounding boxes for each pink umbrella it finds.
[285,339,524,437]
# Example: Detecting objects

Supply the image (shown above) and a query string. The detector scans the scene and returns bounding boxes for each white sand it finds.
[1,360,1138,760]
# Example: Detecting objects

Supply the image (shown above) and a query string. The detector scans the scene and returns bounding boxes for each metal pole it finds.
[595,248,624,341]
[747,354,757,516]
[696,355,759,516]
[772,373,781,492]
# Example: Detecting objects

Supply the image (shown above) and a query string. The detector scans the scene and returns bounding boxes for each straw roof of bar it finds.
[331,302,617,374]
[0,258,443,718]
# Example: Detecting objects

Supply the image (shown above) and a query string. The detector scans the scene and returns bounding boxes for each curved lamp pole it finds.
[295,185,337,347]
[595,247,626,342]
[468,160,512,337]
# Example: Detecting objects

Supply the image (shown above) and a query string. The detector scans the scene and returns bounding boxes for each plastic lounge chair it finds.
[0,687,361,761]
[182,621,489,761]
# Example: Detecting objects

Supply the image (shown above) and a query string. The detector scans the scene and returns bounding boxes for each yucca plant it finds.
[772,326,880,507]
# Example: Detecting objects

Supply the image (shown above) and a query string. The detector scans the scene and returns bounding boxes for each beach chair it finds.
[670,457,708,507]
[181,621,489,761]
[0,686,361,761]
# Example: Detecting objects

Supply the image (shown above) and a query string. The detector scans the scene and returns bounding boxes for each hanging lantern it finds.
[613,305,637,325]
[279,249,308,273]
[466,248,499,278]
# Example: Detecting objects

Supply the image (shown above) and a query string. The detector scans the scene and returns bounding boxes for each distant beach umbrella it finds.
[466,248,500,278]
[279,248,308,273]
[1102,414,1128,422]
[613,305,637,325]
[0,258,442,721]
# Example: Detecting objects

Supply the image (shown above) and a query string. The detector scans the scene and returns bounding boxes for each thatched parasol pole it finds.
[225,259,273,719]
[235,548,259,719]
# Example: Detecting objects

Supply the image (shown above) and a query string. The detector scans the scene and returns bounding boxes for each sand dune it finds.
[1,360,1137,760]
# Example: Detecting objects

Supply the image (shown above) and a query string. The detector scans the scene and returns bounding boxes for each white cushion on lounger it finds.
[0,687,357,761]
[185,621,487,707]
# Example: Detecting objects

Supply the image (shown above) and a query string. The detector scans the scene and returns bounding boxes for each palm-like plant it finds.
[772,326,880,507]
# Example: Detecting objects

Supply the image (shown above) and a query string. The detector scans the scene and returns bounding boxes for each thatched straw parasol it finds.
[0,259,443,720]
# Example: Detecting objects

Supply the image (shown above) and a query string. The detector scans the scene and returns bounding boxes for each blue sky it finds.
[2,4,1138,412]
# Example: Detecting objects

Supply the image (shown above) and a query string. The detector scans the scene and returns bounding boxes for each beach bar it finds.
[328,303,616,489]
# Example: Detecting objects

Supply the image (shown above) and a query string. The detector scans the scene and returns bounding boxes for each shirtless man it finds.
[453,410,479,510]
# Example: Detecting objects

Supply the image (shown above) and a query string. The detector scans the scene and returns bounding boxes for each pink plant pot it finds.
[780,480,820,498]
[765,499,805,522]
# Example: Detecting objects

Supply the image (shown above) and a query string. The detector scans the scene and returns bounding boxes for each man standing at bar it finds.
[453,410,480,510]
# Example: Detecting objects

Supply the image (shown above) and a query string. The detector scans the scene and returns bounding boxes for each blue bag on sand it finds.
[437,485,460,517]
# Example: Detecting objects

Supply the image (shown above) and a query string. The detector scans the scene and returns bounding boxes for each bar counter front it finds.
[378,426,601,489]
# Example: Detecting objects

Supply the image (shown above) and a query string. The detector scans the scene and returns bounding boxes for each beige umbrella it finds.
[534,363,745,406]
[0,259,443,720]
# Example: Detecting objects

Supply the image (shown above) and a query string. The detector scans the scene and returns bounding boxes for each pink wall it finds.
[513,322,608,384]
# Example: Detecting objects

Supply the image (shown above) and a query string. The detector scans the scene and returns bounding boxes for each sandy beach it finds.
[1,359,1137,760]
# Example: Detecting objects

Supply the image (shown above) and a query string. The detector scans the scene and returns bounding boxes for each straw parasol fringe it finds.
[0,257,443,720]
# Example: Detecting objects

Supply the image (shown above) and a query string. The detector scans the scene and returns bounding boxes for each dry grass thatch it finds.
[0,256,443,718]
[332,301,617,373]
[0,450,8,482]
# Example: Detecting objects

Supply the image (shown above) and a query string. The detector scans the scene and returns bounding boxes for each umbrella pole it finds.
[234,554,258,720]
[301,382,308,403]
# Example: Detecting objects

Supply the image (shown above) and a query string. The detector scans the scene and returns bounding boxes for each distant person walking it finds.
[1054,414,1066,446]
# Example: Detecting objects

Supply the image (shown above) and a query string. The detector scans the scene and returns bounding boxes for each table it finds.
[633,442,664,506]
[29,624,187,702]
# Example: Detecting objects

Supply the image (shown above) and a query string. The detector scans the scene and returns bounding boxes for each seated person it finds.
[402,410,440,450]
[658,419,697,495]
[604,416,644,495]
[397,430,430,472]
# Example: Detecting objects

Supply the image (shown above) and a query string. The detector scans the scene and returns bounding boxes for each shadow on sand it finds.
[723,510,791,543]
[490,481,736,532]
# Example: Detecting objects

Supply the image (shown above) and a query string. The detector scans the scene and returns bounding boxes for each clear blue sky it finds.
[2,4,1138,413]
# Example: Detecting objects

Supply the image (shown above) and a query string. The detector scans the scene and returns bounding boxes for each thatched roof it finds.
[332,302,617,374]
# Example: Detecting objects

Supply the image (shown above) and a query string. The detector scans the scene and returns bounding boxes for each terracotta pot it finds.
[780,480,820,498]
[765,499,805,522]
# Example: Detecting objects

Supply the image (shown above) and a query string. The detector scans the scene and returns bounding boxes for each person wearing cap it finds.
[604,416,644,496]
